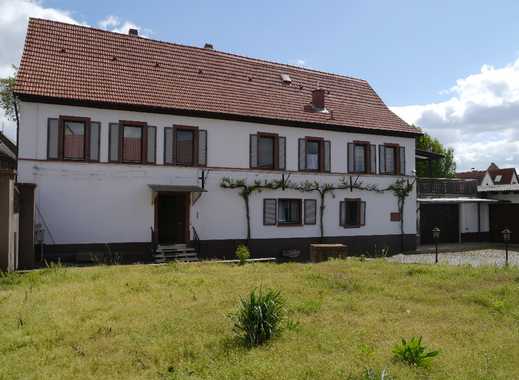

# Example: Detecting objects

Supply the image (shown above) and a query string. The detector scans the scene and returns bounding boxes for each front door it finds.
[420,203,459,244]
[156,193,189,244]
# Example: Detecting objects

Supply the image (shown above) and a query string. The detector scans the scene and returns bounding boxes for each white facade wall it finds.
[18,102,416,245]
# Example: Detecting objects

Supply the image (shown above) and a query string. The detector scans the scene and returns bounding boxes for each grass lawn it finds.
[1,260,519,379]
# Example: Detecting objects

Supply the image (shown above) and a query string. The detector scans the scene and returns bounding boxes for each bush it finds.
[231,288,285,347]
[392,336,439,367]
[235,244,251,265]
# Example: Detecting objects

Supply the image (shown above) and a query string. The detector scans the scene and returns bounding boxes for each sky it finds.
[2,0,519,171]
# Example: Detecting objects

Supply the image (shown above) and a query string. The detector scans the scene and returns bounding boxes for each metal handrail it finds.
[192,226,200,254]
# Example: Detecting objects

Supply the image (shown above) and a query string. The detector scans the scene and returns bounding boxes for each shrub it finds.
[235,244,251,265]
[392,336,439,367]
[231,288,285,347]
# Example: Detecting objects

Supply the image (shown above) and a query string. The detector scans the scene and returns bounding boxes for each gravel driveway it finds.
[387,249,519,267]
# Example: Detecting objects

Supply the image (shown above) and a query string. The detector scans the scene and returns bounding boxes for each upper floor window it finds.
[250,133,285,170]
[379,144,405,175]
[298,137,331,172]
[47,116,100,162]
[164,125,207,166]
[347,141,376,174]
[109,121,156,164]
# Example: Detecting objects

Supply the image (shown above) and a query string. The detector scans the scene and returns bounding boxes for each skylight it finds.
[280,73,291,84]
[495,175,502,183]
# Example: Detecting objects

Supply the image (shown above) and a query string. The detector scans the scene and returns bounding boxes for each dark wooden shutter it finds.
[109,123,120,162]
[399,146,406,175]
[360,201,366,226]
[298,138,306,171]
[164,127,173,164]
[370,144,376,174]
[146,126,156,164]
[304,199,317,225]
[89,121,100,161]
[198,129,207,166]
[379,145,386,174]
[339,201,346,227]
[250,134,258,168]
[278,136,286,170]
[347,142,354,173]
[263,199,277,225]
[323,140,331,172]
[47,118,60,159]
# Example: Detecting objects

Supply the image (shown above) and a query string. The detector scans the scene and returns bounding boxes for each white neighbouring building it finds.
[14,19,420,263]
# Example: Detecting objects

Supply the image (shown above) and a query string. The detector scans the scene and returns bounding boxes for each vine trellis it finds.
[221,174,415,252]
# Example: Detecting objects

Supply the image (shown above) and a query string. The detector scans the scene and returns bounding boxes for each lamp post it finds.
[501,228,511,267]
[432,227,440,264]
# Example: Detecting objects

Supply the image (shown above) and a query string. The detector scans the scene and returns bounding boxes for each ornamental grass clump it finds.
[231,288,285,347]
[392,336,439,368]
[235,244,251,265]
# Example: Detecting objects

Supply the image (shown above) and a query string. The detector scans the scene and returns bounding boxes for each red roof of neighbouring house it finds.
[14,18,420,136]
[456,170,486,182]
[488,168,517,184]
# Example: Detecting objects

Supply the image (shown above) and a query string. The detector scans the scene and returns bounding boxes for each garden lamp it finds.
[432,227,440,264]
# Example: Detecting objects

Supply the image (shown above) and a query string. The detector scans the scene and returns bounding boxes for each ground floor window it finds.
[278,199,302,225]
[264,198,316,226]
[340,198,366,228]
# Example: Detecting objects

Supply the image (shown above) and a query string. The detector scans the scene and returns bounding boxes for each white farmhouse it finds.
[14,19,420,263]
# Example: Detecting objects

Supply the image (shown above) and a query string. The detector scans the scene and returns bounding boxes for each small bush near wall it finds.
[235,244,251,265]
[230,288,285,347]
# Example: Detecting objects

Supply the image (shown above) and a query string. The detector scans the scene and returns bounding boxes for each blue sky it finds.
[2,0,519,170]
[42,0,519,106]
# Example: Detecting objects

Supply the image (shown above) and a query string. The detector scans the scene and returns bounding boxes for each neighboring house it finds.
[14,18,420,263]
[0,131,18,271]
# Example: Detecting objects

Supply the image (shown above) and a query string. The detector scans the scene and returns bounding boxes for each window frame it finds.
[277,198,303,226]
[47,116,101,162]
[381,143,400,175]
[174,125,198,166]
[342,198,365,228]
[304,136,324,172]
[256,132,279,170]
[119,120,147,164]
[351,140,370,174]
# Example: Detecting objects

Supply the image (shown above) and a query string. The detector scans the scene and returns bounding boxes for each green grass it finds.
[1,260,519,379]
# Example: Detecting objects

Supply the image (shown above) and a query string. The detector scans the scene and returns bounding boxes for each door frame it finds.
[154,192,190,244]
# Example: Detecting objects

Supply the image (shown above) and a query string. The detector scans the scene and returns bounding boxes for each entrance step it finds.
[154,244,199,263]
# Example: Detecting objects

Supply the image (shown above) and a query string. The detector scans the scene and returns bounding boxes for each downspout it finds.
[13,95,20,183]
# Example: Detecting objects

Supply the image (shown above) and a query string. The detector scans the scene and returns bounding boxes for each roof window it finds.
[280,73,292,84]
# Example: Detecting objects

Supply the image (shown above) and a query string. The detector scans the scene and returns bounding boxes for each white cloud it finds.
[97,15,151,37]
[392,58,519,171]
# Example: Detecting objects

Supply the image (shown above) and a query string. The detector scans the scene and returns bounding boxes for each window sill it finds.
[277,223,303,227]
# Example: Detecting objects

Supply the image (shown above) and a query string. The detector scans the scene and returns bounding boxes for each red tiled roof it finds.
[456,170,486,182]
[489,168,517,184]
[15,18,420,136]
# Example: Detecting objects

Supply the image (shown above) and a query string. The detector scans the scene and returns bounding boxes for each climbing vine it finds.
[387,178,416,252]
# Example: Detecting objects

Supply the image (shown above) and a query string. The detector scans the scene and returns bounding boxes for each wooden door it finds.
[157,193,188,244]
[420,204,459,244]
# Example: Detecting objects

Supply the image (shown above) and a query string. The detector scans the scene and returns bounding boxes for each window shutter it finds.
[399,146,406,175]
[47,118,60,159]
[164,127,173,164]
[250,134,258,168]
[146,126,156,164]
[278,136,286,170]
[370,144,376,174]
[347,143,354,173]
[298,138,306,170]
[360,201,366,226]
[263,199,277,225]
[323,140,331,172]
[339,201,346,227]
[109,123,120,162]
[89,122,100,161]
[379,145,386,174]
[198,129,207,166]
[304,199,317,225]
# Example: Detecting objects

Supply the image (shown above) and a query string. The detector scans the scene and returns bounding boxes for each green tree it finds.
[0,66,19,136]
[416,131,456,178]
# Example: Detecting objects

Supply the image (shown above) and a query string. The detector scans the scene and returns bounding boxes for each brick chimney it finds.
[128,28,139,36]
[312,88,325,110]
[204,43,214,50]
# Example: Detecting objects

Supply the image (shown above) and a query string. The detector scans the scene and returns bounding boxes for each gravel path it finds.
[387,249,519,267]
